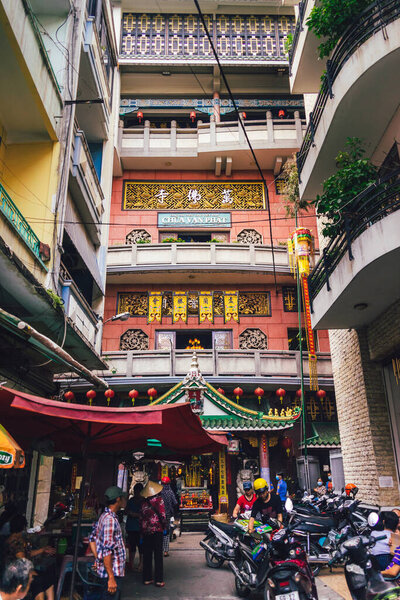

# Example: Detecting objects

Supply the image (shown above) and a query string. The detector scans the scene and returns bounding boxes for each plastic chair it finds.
[56,556,99,600]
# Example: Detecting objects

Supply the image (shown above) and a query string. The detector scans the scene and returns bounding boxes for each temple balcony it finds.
[69,126,104,245]
[107,243,294,285]
[118,116,306,171]
[309,175,400,330]
[295,0,400,202]
[95,348,333,389]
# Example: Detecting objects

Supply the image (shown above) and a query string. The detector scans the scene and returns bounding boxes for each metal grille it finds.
[121,13,294,60]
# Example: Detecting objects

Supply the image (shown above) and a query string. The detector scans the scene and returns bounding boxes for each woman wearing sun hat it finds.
[140,481,167,587]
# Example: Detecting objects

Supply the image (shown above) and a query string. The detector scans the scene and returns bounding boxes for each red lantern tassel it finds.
[301,277,319,391]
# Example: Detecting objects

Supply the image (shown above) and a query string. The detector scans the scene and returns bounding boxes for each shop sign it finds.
[158,212,231,228]
[228,440,240,454]
[218,449,227,504]
[0,451,13,466]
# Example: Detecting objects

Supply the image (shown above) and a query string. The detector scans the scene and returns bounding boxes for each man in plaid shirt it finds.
[91,486,127,600]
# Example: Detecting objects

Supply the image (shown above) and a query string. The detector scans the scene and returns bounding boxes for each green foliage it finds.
[210,238,222,243]
[281,156,310,217]
[284,33,293,55]
[306,0,372,58]
[135,238,151,244]
[313,138,377,238]
[161,237,185,243]
[46,289,64,310]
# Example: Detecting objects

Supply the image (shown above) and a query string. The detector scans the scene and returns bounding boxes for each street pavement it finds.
[121,533,348,600]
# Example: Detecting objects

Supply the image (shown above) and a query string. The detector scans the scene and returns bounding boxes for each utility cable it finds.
[193,0,278,292]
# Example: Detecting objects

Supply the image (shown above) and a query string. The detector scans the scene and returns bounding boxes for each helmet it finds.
[243,481,252,491]
[345,483,358,497]
[253,478,268,494]
[161,476,171,484]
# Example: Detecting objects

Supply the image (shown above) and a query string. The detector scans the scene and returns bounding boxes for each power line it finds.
[193,0,278,292]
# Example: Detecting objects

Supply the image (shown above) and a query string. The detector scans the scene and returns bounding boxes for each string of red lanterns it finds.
[104,389,115,406]
[86,389,96,405]
[276,387,286,404]
[64,390,74,403]
[254,387,264,404]
[233,387,243,402]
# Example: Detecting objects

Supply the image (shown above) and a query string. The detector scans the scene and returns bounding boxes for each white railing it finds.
[120,114,306,156]
[107,243,291,272]
[100,349,332,379]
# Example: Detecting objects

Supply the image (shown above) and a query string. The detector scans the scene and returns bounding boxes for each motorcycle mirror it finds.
[368,512,379,527]
[285,498,294,512]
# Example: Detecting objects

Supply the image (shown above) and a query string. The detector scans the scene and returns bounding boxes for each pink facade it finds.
[105,168,329,354]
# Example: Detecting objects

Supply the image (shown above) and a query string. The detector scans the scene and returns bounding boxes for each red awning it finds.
[0,387,227,455]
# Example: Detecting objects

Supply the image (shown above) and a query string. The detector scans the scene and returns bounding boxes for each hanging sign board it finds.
[158,213,231,228]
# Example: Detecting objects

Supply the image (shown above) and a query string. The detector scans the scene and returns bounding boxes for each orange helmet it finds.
[345,483,358,497]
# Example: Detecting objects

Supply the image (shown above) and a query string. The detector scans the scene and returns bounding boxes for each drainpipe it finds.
[0,306,109,389]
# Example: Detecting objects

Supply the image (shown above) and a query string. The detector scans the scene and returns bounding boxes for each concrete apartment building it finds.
[289,0,400,505]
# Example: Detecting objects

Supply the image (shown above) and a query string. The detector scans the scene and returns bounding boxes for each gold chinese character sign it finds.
[224,291,239,323]
[173,292,188,323]
[148,292,162,323]
[199,292,213,323]
[123,181,265,211]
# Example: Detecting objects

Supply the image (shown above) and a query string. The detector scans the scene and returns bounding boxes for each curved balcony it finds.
[309,175,400,329]
[107,243,293,285]
[296,0,400,200]
[119,116,306,171]
[96,348,333,388]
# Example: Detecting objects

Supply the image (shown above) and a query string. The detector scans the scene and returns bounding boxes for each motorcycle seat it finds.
[369,578,400,596]
[211,519,237,536]
[296,514,335,526]
[293,521,333,534]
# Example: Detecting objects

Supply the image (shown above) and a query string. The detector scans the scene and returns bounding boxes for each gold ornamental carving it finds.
[123,181,265,211]
[239,292,271,316]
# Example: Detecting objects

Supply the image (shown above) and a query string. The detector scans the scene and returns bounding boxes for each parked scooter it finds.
[200,511,257,568]
[331,513,400,600]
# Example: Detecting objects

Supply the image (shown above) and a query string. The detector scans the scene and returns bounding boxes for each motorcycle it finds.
[288,496,372,575]
[200,511,256,569]
[264,524,318,600]
[331,521,400,600]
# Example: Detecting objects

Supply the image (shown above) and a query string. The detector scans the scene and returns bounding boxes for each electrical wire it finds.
[192,0,278,291]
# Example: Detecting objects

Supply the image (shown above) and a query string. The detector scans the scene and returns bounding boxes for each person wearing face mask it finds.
[314,478,326,497]
[276,473,287,503]
[325,472,333,493]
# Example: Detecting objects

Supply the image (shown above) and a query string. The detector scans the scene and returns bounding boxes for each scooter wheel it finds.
[205,549,224,569]
[235,576,251,597]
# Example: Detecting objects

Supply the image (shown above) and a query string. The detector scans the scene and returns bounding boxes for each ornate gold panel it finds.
[118,292,148,316]
[123,181,265,211]
[239,292,271,316]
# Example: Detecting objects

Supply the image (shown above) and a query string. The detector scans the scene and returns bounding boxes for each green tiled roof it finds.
[302,422,341,447]
[201,415,300,431]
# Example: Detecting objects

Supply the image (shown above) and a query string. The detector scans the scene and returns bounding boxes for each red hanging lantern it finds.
[295,389,302,398]
[278,109,285,119]
[281,436,293,457]
[317,389,327,400]
[129,389,139,406]
[190,110,196,123]
[147,387,157,402]
[104,389,115,406]
[217,388,225,396]
[86,389,96,405]
[276,387,286,404]
[137,110,143,123]
[254,387,264,404]
[233,387,243,402]
[64,390,75,403]
[241,112,247,120]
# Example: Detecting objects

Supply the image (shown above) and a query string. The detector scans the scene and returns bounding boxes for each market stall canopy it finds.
[0,387,227,455]
[0,424,25,469]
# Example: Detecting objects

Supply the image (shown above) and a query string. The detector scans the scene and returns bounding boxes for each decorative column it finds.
[218,448,228,513]
[259,433,270,485]
[213,91,220,123]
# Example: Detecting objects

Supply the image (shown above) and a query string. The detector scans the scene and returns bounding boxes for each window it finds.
[158,231,229,243]
[155,330,232,350]
[287,328,317,351]
[282,287,303,313]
